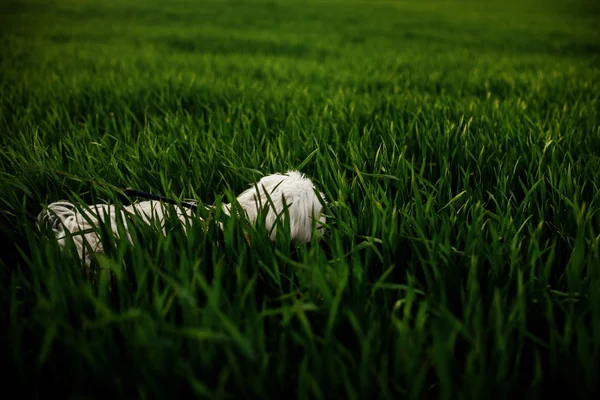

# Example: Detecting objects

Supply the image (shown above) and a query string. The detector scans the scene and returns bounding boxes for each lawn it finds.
[1,0,599,398]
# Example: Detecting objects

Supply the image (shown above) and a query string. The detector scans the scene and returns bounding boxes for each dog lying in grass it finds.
[37,170,327,265]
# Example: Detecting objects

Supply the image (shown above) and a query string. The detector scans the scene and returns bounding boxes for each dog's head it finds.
[228,170,327,242]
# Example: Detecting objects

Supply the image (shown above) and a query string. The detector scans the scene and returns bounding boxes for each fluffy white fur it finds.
[222,170,326,242]
[37,170,327,265]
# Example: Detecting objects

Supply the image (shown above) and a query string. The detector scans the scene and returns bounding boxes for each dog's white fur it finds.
[223,170,326,242]
[37,170,326,265]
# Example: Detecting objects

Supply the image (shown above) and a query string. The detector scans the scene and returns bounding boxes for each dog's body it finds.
[37,170,327,264]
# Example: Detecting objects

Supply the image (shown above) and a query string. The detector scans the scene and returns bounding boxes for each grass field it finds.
[1,0,600,398]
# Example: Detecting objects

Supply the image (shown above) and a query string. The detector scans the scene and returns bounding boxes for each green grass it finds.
[1,0,600,398]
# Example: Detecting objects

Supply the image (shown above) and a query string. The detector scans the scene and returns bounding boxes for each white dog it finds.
[37,170,327,265]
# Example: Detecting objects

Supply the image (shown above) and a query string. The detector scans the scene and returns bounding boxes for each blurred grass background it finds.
[1,0,599,398]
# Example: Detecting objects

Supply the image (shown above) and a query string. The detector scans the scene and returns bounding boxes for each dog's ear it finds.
[256,173,287,193]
